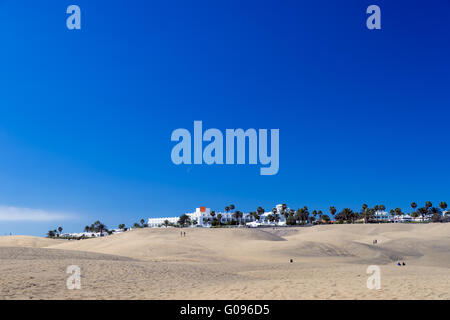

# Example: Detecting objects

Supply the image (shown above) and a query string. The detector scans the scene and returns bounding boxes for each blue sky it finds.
[0,0,449,235]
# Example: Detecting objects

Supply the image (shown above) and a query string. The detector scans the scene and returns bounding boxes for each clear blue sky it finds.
[0,0,449,235]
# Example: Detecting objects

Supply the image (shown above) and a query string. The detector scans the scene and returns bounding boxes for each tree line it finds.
[175,201,448,227]
[47,201,448,237]
[46,218,149,239]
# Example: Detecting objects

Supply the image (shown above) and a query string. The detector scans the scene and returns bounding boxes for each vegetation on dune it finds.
[178,214,191,227]
[194,201,448,228]
[45,201,449,238]
[47,220,109,239]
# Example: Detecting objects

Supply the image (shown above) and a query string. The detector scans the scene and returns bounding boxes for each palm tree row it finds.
[332,201,448,223]
[51,200,447,237]
[202,201,448,227]
[46,226,63,238]
[83,220,108,234]
[132,219,148,229]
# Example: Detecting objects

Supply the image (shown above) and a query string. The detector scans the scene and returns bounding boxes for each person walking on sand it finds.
[183,231,186,237]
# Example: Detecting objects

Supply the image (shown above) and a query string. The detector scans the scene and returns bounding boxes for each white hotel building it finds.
[148,206,448,227]
[148,205,287,228]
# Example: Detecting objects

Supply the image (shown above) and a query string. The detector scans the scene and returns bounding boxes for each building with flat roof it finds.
[148,204,288,227]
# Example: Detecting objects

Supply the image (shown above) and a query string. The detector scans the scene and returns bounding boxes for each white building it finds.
[148,206,214,227]
[147,216,179,227]
[373,210,437,223]
[148,204,288,228]
[373,210,390,221]
[59,231,109,238]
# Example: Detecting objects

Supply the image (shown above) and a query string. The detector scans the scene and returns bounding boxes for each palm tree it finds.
[389,209,395,220]
[336,208,354,223]
[58,226,63,235]
[411,202,417,212]
[439,201,447,211]
[430,207,443,222]
[322,215,331,223]
[257,206,265,216]
[90,221,107,233]
[296,207,309,225]
[232,211,238,223]
[303,206,310,224]
[394,208,403,217]
[163,220,170,227]
[271,208,279,224]
[178,214,191,227]
[294,209,302,224]
[255,207,264,223]
[256,207,265,220]
[424,201,433,222]
[418,207,428,222]
[225,206,230,213]
[281,204,288,219]
[329,206,337,221]
[133,222,141,228]
[361,204,369,223]
[47,230,56,238]
[98,223,107,235]
[118,224,125,230]
[210,210,216,224]
[233,210,243,225]
[217,213,223,225]
[229,204,235,211]
[379,205,386,212]
[411,211,420,219]
[373,205,379,214]
[286,209,296,225]
[84,226,90,233]
[273,212,280,224]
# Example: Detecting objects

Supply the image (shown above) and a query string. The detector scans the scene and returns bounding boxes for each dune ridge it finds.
[0,223,449,299]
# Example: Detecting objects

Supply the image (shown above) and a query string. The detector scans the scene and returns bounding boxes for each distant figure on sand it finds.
[402,262,406,266]
[183,231,186,237]
[290,259,293,263]
[373,239,377,244]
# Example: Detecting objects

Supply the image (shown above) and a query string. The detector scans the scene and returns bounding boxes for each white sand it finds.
[0,224,449,299]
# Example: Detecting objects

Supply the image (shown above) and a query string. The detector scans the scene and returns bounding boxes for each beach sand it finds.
[0,224,449,299]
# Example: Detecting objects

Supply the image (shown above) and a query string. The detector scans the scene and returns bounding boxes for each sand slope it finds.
[0,224,449,299]
[0,235,65,248]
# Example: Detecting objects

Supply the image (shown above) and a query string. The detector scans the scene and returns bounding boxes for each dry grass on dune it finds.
[0,223,449,299]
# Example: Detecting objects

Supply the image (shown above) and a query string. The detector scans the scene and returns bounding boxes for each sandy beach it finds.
[0,223,449,300]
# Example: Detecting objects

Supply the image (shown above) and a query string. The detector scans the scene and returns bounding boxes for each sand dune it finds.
[0,235,65,248]
[0,224,449,299]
